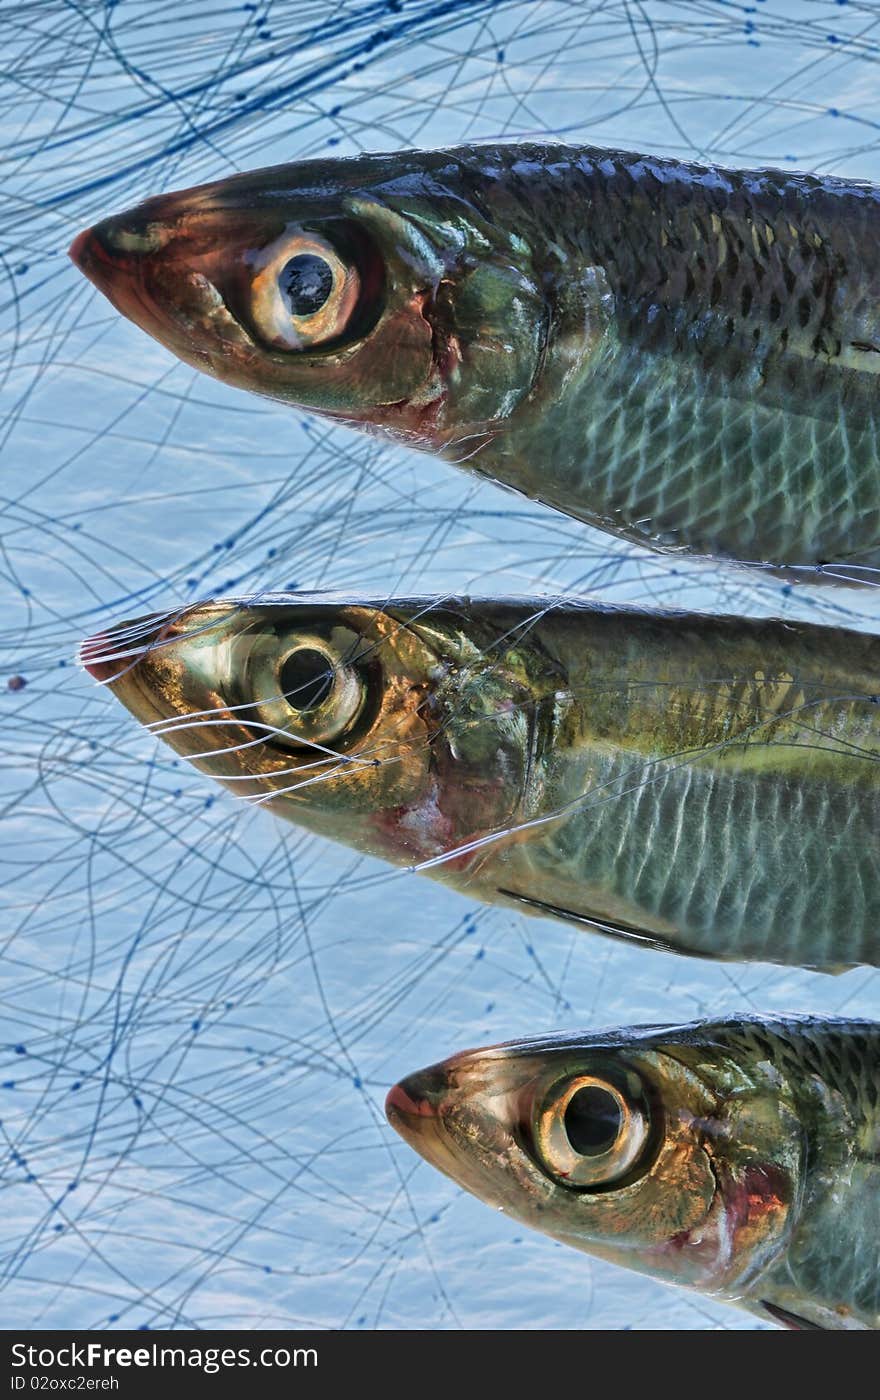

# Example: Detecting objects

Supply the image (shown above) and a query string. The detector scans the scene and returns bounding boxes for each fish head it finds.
[80,596,559,864]
[386,1025,804,1296]
[69,152,548,452]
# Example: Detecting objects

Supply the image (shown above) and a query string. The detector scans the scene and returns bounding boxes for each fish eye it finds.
[249,229,361,352]
[281,254,334,318]
[531,1072,653,1190]
[279,646,334,712]
[564,1084,622,1156]
[248,635,367,749]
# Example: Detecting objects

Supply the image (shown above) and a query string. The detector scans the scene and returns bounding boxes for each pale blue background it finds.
[1,0,879,1330]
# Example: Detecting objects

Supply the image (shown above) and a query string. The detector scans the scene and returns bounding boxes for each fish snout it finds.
[385,1065,449,1144]
[79,630,118,684]
[79,611,178,686]
[386,1059,510,1196]
[68,225,99,277]
[71,213,143,288]
[69,201,179,325]
[70,217,127,284]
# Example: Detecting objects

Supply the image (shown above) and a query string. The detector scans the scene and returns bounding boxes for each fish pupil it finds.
[564,1086,621,1156]
[280,648,334,713]
[280,254,334,317]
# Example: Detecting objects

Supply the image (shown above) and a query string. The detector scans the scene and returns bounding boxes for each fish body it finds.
[82,595,880,968]
[385,1016,880,1330]
[71,144,880,576]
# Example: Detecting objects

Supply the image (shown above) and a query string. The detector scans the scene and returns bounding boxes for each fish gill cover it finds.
[1,0,879,1330]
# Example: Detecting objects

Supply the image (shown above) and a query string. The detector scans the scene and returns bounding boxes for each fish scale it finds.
[544,339,879,563]
[478,148,880,567]
[519,750,879,966]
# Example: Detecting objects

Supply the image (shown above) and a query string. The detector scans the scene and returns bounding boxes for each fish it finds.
[81,594,880,969]
[385,1016,880,1330]
[70,144,880,579]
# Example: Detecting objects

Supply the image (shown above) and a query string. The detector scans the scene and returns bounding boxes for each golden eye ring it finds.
[250,227,361,351]
[532,1073,650,1189]
[249,636,366,749]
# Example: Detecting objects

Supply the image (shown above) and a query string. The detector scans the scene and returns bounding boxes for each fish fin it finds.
[761,1302,827,1331]
[496,888,699,958]
[498,890,857,973]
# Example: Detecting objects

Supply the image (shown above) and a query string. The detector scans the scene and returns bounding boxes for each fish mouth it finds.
[79,629,117,684]
[386,1065,445,1122]
[69,203,183,344]
[386,1057,539,1211]
[79,610,174,685]
[79,607,241,768]
[68,225,100,279]
[385,1057,505,1195]
[69,214,148,297]
[385,1065,452,1154]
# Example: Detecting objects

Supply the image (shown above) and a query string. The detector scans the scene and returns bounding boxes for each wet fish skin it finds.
[81,595,880,969]
[71,144,880,575]
[386,1017,880,1329]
